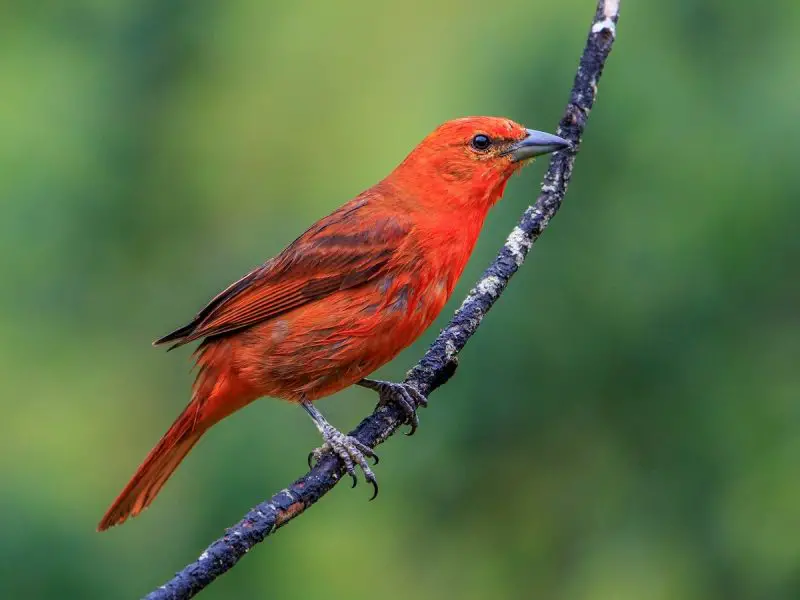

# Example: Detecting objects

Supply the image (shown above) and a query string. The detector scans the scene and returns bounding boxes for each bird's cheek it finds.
[441,161,473,182]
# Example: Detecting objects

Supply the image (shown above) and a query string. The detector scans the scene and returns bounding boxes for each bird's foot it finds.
[358,379,428,436]
[308,424,380,499]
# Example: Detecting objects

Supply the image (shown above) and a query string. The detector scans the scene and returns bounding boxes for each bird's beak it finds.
[504,129,571,162]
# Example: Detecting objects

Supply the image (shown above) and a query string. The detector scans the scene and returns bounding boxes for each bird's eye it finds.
[470,134,492,151]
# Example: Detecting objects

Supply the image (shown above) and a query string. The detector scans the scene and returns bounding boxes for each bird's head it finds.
[390,116,570,212]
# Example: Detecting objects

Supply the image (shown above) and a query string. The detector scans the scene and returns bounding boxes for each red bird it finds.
[98,116,569,530]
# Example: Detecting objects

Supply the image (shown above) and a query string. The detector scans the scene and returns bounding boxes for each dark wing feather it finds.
[154,195,411,349]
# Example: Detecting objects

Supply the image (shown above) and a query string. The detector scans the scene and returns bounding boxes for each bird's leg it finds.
[303,399,379,499]
[357,379,428,436]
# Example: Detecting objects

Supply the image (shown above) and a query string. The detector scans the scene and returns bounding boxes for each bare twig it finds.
[144,2,620,598]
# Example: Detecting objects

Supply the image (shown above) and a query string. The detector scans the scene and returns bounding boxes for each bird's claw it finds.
[361,379,428,435]
[308,425,379,500]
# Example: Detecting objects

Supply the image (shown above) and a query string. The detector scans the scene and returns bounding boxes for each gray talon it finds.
[358,379,427,435]
[305,407,379,494]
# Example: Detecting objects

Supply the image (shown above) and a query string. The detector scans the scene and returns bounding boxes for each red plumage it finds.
[98,116,566,530]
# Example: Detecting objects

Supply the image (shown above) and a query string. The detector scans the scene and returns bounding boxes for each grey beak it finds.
[505,129,571,162]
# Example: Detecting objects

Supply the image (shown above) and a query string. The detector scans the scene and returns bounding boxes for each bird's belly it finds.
[233,275,450,401]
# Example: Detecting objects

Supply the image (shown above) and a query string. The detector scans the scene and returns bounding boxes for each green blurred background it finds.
[2,0,799,598]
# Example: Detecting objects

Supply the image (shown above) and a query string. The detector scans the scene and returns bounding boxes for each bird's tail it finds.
[97,396,209,531]
[98,340,258,531]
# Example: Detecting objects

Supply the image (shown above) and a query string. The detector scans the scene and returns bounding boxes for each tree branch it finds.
[144,2,620,597]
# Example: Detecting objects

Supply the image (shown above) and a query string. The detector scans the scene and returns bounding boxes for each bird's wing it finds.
[154,196,412,349]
